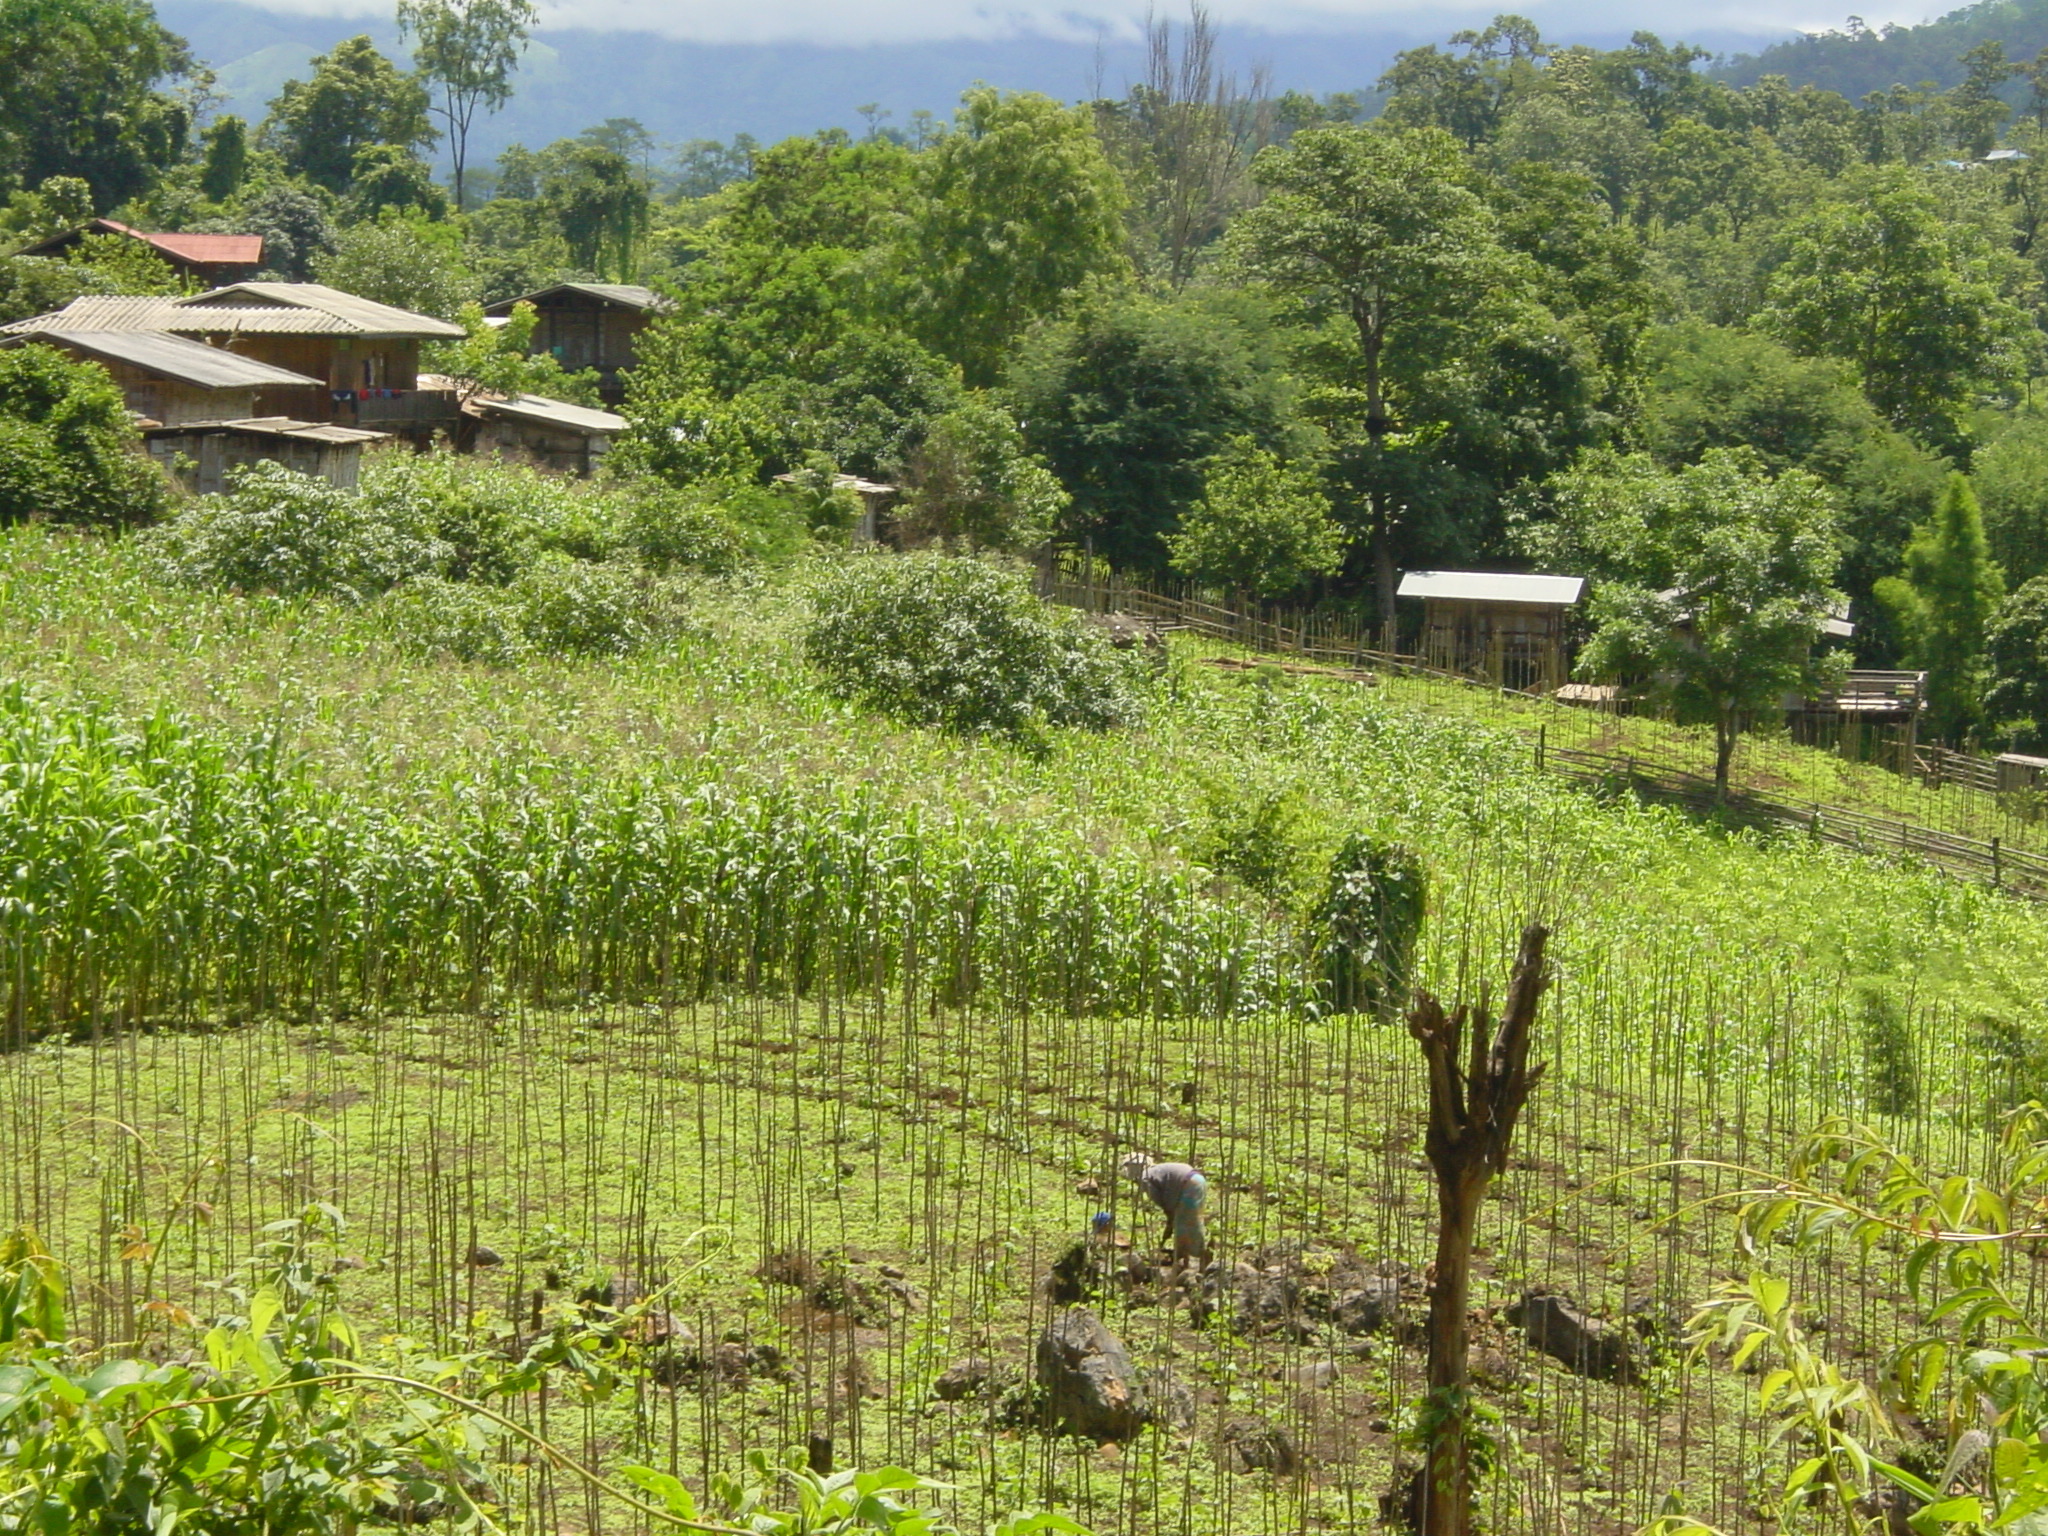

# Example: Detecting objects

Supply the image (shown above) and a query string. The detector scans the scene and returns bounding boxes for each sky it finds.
[209,0,1869,50]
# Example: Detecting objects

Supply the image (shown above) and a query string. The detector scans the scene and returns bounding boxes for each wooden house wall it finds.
[147,430,364,495]
[211,336,422,422]
[528,297,651,402]
[93,357,257,426]
[1419,597,1570,692]
[474,417,608,477]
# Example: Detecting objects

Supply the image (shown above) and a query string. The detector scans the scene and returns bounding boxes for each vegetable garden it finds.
[2,521,2047,1533]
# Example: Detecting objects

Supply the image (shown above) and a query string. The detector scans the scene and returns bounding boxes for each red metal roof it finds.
[137,231,263,265]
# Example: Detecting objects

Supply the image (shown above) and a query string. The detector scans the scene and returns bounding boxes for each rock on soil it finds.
[1141,1364,1198,1429]
[1034,1308,1149,1442]
[1222,1418,1300,1475]
[933,1358,1004,1402]
[1506,1289,1639,1384]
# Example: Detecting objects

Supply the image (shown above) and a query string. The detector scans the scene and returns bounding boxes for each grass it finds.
[3,522,2047,1532]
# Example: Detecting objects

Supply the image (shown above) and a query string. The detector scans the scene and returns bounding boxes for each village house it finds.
[2,328,324,427]
[1,283,466,442]
[482,283,665,405]
[1397,570,1586,693]
[13,220,265,286]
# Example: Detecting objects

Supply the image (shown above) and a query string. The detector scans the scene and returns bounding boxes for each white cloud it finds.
[208,0,1842,49]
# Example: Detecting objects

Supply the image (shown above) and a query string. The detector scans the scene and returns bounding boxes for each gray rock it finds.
[1506,1290,1639,1384]
[1333,1276,1402,1335]
[934,1358,999,1402]
[1222,1418,1300,1475]
[1035,1308,1148,1442]
[1141,1364,1197,1429]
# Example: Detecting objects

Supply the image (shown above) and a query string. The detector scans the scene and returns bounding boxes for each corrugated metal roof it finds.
[6,284,466,339]
[485,282,665,314]
[1,297,185,333]
[8,222,261,267]
[141,416,387,444]
[0,297,353,335]
[1397,570,1586,605]
[179,283,466,338]
[471,393,628,434]
[169,306,357,334]
[13,331,320,388]
[143,231,264,265]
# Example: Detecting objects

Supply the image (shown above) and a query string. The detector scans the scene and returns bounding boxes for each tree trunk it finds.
[1407,923,1552,1536]
[1714,709,1737,802]
[1354,313,1396,639]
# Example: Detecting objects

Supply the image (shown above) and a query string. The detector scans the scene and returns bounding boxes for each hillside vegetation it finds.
[0,520,2045,1531]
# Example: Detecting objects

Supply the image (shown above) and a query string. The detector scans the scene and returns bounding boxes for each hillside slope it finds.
[1719,0,2048,94]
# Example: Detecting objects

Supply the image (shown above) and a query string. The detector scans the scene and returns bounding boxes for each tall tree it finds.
[0,0,194,210]
[1006,287,1299,572]
[198,115,248,203]
[1877,474,2006,740]
[1098,2,1270,288]
[538,141,648,281]
[1536,450,1846,796]
[1763,166,2036,446]
[1971,419,2048,590]
[1408,922,1550,1536]
[399,0,537,211]
[260,36,436,195]
[902,88,1129,388]
[1225,124,1518,620]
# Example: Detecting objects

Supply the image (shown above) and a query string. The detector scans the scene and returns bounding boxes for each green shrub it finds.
[1315,835,1427,1020]
[377,559,693,662]
[144,461,449,599]
[619,485,750,575]
[512,556,691,658]
[802,553,1142,741]
[373,576,533,664]
[0,344,170,527]
[1200,783,1302,902]
[360,451,620,581]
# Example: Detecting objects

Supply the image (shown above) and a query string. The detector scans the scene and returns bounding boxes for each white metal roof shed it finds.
[469,394,628,434]
[1397,571,1586,605]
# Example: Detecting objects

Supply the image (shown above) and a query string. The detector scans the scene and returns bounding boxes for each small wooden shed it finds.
[1397,570,1586,692]
[1999,753,2048,795]
[459,392,627,477]
[3,330,323,427]
[141,417,388,494]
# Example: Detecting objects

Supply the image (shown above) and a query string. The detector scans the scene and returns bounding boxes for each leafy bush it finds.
[803,553,1142,741]
[376,559,692,663]
[619,483,753,574]
[360,450,618,580]
[144,460,449,598]
[1315,835,1427,1020]
[0,344,171,527]
[1857,981,1919,1116]
[512,555,687,657]
[372,576,533,664]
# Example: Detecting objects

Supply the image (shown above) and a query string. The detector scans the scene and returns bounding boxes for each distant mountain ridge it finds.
[159,0,1787,164]
[1718,0,2048,95]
